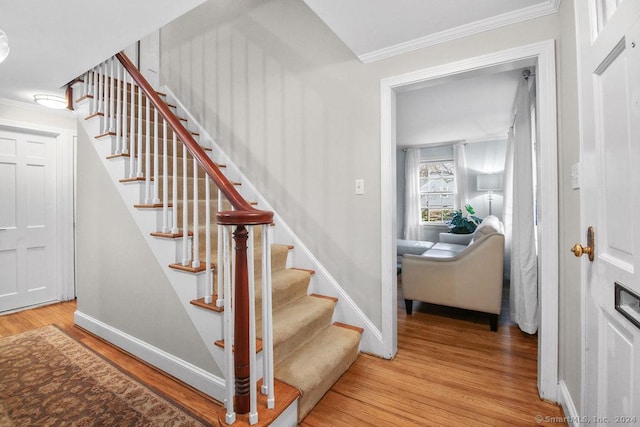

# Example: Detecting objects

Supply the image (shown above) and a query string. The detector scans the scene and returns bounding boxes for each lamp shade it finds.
[0,29,9,64]
[477,173,503,191]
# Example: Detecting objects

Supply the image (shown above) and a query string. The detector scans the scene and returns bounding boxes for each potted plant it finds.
[447,204,482,234]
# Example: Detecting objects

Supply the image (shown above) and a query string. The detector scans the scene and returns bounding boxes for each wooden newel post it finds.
[233,225,250,414]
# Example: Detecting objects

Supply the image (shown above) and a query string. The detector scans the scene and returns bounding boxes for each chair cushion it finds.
[431,242,467,253]
[470,215,502,244]
[420,249,460,259]
[397,239,435,256]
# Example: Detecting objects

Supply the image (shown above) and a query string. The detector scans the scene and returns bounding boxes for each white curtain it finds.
[508,77,538,334]
[404,148,421,240]
[453,143,468,211]
[503,128,514,279]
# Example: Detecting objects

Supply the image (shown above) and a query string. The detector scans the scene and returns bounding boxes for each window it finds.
[420,160,454,223]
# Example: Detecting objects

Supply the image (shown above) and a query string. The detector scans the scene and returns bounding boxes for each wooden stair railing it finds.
[115,53,270,225]
[69,52,276,425]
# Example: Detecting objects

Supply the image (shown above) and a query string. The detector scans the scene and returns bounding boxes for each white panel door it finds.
[0,128,57,312]
[576,0,640,423]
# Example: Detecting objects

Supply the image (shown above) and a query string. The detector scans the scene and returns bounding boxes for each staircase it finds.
[70,53,362,424]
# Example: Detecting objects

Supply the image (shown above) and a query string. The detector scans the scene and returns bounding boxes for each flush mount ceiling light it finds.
[0,29,9,64]
[34,94,67,109]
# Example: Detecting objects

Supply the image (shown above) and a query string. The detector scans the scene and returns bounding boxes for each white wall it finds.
[159,0,582,411]
[556,0,582,413]
[74,123,219,375]
[0,98,77,130]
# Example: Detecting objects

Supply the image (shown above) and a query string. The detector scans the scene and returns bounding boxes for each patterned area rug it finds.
[0,325,206,426]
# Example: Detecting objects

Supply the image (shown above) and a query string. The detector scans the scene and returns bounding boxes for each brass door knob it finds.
[571,226,595,262]
[571,243,592,258]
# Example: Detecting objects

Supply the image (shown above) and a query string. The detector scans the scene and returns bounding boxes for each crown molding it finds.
[359,0,562,63]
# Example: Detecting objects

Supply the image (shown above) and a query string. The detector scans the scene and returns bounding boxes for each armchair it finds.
[401,216,505,331]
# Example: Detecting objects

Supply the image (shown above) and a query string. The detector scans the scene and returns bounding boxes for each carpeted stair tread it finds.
[269,296,335,367]
[83,82,365,423]
[255,268,311,315]
[259,268,310,306]
[274,324,361,421]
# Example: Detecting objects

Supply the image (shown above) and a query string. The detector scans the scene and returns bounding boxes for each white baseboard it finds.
[74,310,226,402]
[558,380,579,426]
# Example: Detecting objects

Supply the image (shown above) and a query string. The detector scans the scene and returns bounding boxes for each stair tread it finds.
[274,324,361,420]
[78,77,364,423]
[256,268,311,312]
[267,296,335,367]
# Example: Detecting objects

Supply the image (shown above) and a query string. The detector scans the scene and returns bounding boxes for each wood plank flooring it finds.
[0,301,222,425]
[1,284,566,426]
[301,279,566,426]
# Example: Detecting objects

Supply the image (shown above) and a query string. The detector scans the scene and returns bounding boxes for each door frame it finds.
[0,107,76,309]
[380,39,559,401]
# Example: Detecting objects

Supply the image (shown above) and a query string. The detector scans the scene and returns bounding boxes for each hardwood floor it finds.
[1,288,565,426]
[0,301,222,425]
[301,278,566,426]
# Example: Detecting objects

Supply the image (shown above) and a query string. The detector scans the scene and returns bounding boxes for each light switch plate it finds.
[355,179,364,195]
[571,162,580,189]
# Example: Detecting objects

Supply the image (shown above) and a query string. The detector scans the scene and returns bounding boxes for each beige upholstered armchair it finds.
[401,216,505,331]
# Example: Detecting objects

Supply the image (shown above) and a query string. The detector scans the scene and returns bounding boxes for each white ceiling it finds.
[0,0,551,140]
[303,0,559,62]
[0,0,205,105]
[396,67,531,147]
[301,0,552,145]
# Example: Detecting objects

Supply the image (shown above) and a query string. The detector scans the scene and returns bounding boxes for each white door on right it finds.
[576,0,640,424]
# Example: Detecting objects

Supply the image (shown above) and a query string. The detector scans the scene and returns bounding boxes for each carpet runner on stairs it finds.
[85,81,362,423]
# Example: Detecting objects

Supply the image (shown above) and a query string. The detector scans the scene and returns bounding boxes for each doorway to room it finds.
[380,40,559,401]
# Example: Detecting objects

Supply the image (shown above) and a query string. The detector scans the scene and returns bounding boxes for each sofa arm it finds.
[402,234,505,315]
[438,232,473,245]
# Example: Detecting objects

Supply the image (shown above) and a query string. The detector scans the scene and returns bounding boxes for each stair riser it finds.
[81,78,364,424]
[271,300,334,367]
[119,135,199,156]
[255,271,310,323]
[159,177,213,200]
[141,154,197,177]
[208,243,288,295]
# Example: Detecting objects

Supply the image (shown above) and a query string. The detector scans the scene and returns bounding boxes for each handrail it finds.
[115,52,273,226]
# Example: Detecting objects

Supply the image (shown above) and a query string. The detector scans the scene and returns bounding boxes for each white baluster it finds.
[108,57,115,133]
[136,87,143,178]
[97,63,104,131]
[204,177,212,304]
[129,79,137,178]
[171,133,179,234]
[83,71,89,99]
[223,226,236,425]
[104,60,110,133]
[261,224,275,408]
[122,71,129,155]
[192,160,200,269]
[153,106,160,204]
[91,67,98,115]
[217,188,224,307]
[102,61,108,131]
[162,118,169,233]
[182,143,190,266]
[115,62,122,154]
[248,226,258,425]
[145,97,151,203]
